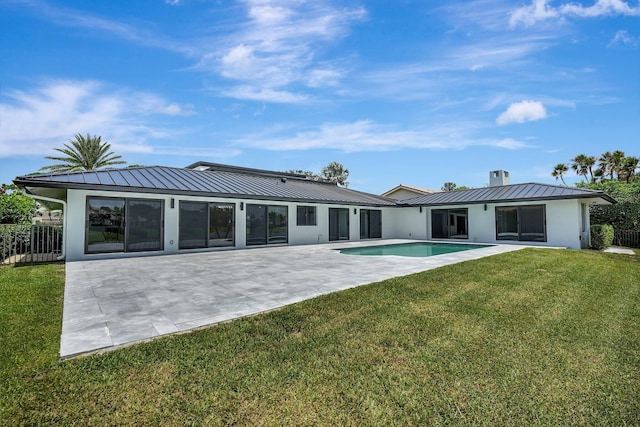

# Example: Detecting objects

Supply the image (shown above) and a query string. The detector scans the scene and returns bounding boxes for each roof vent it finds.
[489,170,510,187]
[280,177,287,183]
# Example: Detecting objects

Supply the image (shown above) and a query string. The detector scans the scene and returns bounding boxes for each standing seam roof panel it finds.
[165,168,208,192]
[140,168,172,190]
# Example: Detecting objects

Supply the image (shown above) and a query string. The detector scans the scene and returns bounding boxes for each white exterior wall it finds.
[65,189,393,261]
[425,199,587,249]
[389,206,428,239]
[64,189,594,261]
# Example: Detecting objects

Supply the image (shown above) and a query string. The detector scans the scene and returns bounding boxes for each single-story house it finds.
[14,163,615,261]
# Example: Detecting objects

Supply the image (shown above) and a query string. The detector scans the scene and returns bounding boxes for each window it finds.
[297,206,317,226]
[360,209,382,239]
[496,205,546,242]
[246,204,288,246]
[86,197,163,254]
[431,208,468,239]
[179,201,235,249]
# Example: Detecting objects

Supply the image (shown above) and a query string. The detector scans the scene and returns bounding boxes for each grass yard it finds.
[1,248,639,425]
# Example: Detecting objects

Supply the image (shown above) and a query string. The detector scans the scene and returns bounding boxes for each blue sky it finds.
[1,0,638,194]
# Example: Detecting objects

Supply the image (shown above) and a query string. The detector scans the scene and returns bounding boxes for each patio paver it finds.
[61,240,526,358]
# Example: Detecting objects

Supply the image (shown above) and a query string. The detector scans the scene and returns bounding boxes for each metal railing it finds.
[0,223,63,265]
[613,230,640,248]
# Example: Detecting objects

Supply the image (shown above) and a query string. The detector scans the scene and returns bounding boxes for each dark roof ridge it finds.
[185,161,311,180]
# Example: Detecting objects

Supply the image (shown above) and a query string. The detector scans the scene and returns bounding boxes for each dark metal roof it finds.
[399,183,616,205]
[14,165,615,207]
[14,166,397,207]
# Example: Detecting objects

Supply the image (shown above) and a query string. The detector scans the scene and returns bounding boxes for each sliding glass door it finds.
[496,205,546,242]
[179,201,235,249]
[329,208,350,241]
[246,204,288,246]
[86,197,163,254]
[360,209,382,239]
[431,208,468,239]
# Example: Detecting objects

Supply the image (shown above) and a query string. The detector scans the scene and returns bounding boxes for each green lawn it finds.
[1,248,639,425]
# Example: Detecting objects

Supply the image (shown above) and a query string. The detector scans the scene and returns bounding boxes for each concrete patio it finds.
[61,240,526,358]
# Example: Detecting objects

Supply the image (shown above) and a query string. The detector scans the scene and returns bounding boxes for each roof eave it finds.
[13,180,397,207]
[404,193,616,207]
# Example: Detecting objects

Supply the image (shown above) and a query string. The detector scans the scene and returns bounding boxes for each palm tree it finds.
[611,150,626,180]
[597,151,615,181]
[571,154,596,183]
[321,161,349,187]
[619,156,639,183]
[40,133,126,173]
[551,163,568,185]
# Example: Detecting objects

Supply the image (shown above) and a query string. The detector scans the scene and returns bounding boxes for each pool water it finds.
[339,242,491,257]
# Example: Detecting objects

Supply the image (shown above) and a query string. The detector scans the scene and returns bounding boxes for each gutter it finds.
[26,194,67,261]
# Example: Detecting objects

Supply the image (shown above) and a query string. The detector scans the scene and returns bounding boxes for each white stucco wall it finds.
[63,189,594,260]
[423,199,587,249]
[65,189,394,261]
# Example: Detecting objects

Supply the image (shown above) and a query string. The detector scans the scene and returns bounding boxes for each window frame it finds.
[179,201,236,249]
[246,204,288,246]
[360,209,382,239]
[430,208,469,239]
[495,204,547,242]
[85,196,164,254]
[296,205,317,226]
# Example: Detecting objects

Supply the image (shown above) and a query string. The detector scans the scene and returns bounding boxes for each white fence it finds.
[0,224,63,265]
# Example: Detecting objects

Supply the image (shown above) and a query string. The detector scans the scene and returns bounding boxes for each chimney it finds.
[489,170,510,187]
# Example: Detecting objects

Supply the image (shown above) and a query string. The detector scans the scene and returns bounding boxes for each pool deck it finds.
[61,240,527,358]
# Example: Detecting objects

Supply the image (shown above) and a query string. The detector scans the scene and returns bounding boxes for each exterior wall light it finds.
[240,201,244,211]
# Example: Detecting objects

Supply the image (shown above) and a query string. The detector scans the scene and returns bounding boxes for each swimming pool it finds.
[339,242,491,257]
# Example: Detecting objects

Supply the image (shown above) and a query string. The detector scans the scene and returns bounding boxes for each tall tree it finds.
[321,161,349,187]
[441,182,457,192]
[571,154,596,183]
[597,151,615,180]
[40,133,126,173]
[618,156,639,183]
[611,150,626,180]
[551,163,568,185]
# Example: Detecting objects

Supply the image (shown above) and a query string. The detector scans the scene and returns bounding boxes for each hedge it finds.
[590,224,614,250]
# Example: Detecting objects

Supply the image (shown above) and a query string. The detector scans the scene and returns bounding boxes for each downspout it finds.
[26,194,67,261]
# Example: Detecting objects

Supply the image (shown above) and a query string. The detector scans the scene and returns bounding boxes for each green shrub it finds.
[579,181,640,231]
[590,224,614,250]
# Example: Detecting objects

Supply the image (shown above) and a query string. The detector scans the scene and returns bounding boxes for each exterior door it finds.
[580,203,589,249]
[329,208,349,241]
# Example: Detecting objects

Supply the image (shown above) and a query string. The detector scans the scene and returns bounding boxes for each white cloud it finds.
[203,0,367,102]
[165,0,182,5]
[234,120,531,152]
[509,0,559,27]
[510,0,640,27]
[561,0,640,18]
[608,30,639,46]
[494,138,530,149]
[0,80,193,157]
[221,86,308,103]
[496,100,548,125]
